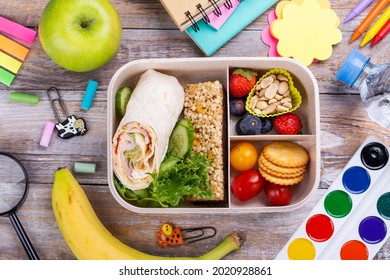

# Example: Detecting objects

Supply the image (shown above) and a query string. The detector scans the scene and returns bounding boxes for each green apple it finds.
[39,0,122,72]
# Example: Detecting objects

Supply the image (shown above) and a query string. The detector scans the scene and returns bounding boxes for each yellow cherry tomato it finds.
[230,142,258,171]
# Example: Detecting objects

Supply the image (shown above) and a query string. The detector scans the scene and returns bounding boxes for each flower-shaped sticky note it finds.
[275,0,331,19]
[271,0,342,66]
[261,10,280,57]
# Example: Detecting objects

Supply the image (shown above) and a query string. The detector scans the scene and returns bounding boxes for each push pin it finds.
[47,87,87,139]
[156,223,216,247]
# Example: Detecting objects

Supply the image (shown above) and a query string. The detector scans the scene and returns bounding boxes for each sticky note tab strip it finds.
[0,16,36,86]
[0,67,15,86]
[0,16,37,45]
[0,50,22,73]
[0,34,29,61]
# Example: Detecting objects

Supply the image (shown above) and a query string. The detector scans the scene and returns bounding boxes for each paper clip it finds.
[156,223,217,247]
[47,87,87,139]
[182,226,217,243]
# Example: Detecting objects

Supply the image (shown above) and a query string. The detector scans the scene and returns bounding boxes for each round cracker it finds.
[259,168,305,186]
[262,142,309,168]
[258,162,305,178]
[259,153,306,174]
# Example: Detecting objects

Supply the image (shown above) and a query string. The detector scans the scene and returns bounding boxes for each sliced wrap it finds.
[113,69,184,190]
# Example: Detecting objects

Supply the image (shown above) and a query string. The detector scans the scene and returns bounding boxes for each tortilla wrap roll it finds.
[113,69,185,190]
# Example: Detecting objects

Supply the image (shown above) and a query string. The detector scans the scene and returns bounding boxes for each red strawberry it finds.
[229,68,257,98]
[273,113,302,135]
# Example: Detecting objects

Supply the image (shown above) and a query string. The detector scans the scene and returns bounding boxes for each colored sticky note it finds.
[261,10,280,57]
[0,16,37,45]
[276,0,331,19]
[0,34,29,61]
[275,0,339,25]
[0,50,22,73]
[271,0,342,66]
[0,67,15,86]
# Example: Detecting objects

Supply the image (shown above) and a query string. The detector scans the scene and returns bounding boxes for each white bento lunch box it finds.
[107,57,320,213]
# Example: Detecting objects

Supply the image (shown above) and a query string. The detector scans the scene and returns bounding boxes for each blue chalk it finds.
[81,79,99,110]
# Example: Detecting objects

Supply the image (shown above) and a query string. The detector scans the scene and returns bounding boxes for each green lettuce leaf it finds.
[114,152,213,208]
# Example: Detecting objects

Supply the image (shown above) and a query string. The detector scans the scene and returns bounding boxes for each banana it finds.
[52,167,242,260]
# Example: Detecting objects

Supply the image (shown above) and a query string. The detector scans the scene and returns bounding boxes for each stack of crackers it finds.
[258,142,309,186]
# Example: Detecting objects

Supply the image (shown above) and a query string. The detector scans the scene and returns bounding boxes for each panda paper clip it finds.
[156,223,216,247]
[47,87,87,139]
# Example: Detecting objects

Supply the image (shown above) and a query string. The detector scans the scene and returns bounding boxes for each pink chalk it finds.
[40,121,55,147]
[0,16,37,45]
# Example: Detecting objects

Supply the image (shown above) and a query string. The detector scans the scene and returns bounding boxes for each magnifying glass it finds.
[0,152,39,260]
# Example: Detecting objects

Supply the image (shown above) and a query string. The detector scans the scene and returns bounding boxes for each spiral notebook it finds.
[185,0,278,56]
[159,0,229,31]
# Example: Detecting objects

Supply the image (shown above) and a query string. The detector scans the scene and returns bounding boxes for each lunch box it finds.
[107,57,320,213]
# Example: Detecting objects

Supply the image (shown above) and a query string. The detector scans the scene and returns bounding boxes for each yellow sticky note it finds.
[271,0,342,66]
[276,0,331,19]
[0,50,22,73]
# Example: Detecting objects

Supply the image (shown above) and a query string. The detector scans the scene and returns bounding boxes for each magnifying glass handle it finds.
[9,213,40,260]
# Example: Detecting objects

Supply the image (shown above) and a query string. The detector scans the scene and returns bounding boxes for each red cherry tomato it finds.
[264,182,293,206]
[231,169,266,201]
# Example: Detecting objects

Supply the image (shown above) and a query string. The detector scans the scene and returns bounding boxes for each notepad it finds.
[186,0,278,56]
[159,0,228,31]
[208,0,240,30]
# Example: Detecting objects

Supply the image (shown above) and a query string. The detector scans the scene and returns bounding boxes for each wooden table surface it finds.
[1,0,390,260]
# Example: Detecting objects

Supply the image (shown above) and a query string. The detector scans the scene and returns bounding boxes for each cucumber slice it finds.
[115,86,133,117]
[167,119,194,158]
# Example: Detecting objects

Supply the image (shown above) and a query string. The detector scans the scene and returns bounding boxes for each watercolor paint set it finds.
[276,136,390,260]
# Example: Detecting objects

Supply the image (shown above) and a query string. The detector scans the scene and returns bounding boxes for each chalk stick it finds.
[74,162,96,173]
[0,34,29,61]
[0,67,15,86]
[40,121,55,147]
[9,92,40,104]
[81,80,99,110]
[0,50,22,73]
[0,16,37,45]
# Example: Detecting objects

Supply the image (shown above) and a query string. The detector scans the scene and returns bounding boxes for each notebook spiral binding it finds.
[209,0,222,16]
[185,11,200,32]
[197,4,210,24]
[187,1,234,32]
[224,0,233,9]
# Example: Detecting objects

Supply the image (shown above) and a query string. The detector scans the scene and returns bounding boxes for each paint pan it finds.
[276,136,390,260]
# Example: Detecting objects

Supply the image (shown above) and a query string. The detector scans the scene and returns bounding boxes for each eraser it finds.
[40,121,55,147]
[0,67,15,86]
[0,16,37,45]
[0,34,29,61]
[81,80,99,110]
[0,50,22,73]
[73,162,96,173]
[9,92,40,104]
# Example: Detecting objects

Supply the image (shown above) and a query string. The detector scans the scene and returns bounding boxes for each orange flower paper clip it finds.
[156,223,217,247]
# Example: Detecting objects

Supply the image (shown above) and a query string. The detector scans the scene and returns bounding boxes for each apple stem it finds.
[80,19,94,28]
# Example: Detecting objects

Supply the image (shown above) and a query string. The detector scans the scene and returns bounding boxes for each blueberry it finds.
[260,117,273,134]
[235,118,244,135]
[239,115,262,135]
[229,99,246,117]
